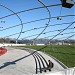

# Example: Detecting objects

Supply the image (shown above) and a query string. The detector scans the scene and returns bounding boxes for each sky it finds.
[0,0,75,40]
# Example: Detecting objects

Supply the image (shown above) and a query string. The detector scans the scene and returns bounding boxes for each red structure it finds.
[0,47,7,56]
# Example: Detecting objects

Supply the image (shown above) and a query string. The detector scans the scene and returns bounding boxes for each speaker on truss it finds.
[60,0,74,8]
[57,16,62,20]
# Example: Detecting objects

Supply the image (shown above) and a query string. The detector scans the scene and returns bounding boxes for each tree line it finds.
[0,38,75,45]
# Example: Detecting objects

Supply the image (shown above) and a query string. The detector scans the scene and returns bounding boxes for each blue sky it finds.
[0,0,75,40]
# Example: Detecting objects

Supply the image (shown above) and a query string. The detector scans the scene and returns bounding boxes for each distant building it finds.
[36,44,45,46]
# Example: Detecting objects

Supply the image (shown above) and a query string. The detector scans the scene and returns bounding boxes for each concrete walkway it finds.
[0,47,67,75]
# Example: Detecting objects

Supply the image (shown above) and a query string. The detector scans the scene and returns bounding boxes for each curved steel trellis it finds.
[33,0,51,40]
[0,14,75,32]
[0,4,23,41]
[0,0,75,74]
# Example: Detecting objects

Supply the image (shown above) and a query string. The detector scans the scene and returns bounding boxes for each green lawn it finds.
[17,45,75,68]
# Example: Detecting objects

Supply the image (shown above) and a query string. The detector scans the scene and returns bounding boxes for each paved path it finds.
[0,47,67,75]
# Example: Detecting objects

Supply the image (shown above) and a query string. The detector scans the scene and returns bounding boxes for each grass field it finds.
[17,45,75,68]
